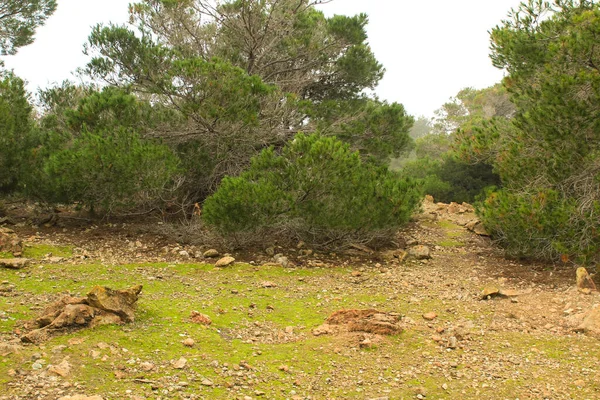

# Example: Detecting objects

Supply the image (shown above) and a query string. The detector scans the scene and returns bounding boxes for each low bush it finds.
[203,134,422,247]
[39,128,181,214]
[477,188,600,263]
[399,156,499,204]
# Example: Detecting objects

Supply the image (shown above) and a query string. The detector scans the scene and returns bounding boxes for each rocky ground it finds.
[1,199,599,399]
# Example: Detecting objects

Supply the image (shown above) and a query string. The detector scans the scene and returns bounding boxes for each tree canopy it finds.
[472,0,600,263]
[81,0,412,198]
[0,0,56,55]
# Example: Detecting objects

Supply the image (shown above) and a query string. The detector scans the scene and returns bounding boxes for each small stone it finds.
[52,345,67,354]
[447,336,458,349]
[498,289,520,297]
[413,386,427,396]
[574,379,585,387]
[203,249,220,258]
[90,350,101,359]
[190,311,212,325]
[261,281,277,288]
[179,250,190,258]
[422,312,438,321]
[409,245,431,260]
[182,338,195,347]
[201,378,214,386]
[48,359,71,377]
[215,256,235,267]
[140,362,154,371]
[32,361,43,370]
[481,285,501,299]
[172,357,187,369]
[273,254,290,267]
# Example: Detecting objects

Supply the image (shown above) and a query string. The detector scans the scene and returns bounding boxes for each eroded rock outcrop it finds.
[0,227,23,256]
[313,309,404,336]
[0,258,30,269]
[21,285,142,343]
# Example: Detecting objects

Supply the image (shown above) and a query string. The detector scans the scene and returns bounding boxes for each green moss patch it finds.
[22,243,74,259]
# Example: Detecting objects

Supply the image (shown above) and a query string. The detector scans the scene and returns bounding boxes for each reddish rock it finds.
[317,309,403,336]
[190,311,212,325]
[422,312,438,321]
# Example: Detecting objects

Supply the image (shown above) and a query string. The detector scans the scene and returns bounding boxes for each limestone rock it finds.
[182,338,195,347]
[466,220,489,236]
[381,249,407,263]
[409,245,431,260]
[482,285,523,300]
[58,396,103,400]
[273,254,290,267]
[422,312,438,321]
[576,267,597,293]
[50,304,97,328]
[22,286,142,343]
[172,357,187,369]
[0,227,23,256]
[86,284,142,323]
[0,258,30,269]
[203,249,220,258]
[0,342,22,356]
[48,359,71,377]
[215,256,235,267]
[576,307,600,336]
[481,285,501,299]
[36,296,87,327]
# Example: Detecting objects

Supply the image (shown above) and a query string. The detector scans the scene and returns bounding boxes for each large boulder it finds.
[0,258,30,269]
[408,245,431,260]
[0,227,23,256]
[86,285,142,323]
[576,267,597,293]
[21,285,143,343]
[575,307,600,336]
[215,256,235,268]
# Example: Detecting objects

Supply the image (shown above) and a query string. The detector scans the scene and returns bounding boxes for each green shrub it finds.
[40,128,181,214]
[477,188,599,263]
[203,134,421,246]
[399,156,499,204]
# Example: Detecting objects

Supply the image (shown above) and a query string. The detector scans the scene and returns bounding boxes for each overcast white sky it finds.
[1,0,522,117]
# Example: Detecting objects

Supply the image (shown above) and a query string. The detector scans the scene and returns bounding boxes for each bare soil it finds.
[1,201,599,399]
